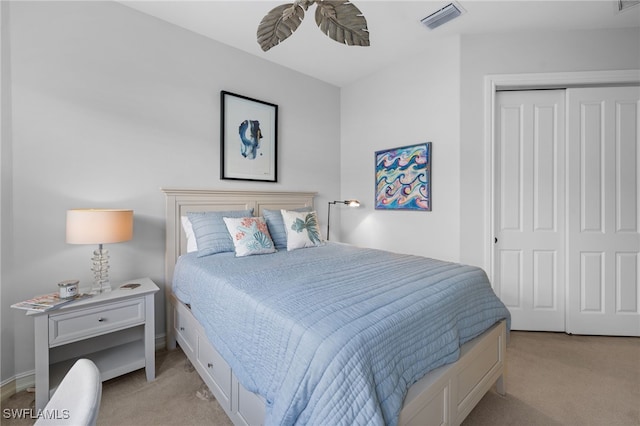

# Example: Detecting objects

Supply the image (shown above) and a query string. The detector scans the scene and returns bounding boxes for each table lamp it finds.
[66,209,133,294]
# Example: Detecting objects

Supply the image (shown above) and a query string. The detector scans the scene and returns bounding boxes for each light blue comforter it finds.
[173,243,510,426]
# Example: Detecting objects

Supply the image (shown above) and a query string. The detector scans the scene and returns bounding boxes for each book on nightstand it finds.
[11,293,92,312]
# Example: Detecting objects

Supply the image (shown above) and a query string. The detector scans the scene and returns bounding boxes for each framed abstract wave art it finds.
[375,142,431,211]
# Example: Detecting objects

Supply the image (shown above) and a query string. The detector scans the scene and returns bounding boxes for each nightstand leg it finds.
[34,315,49,411]
[144,293,156,381]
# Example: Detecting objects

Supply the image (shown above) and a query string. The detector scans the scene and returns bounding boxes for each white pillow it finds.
[223,216,276,257]
[181,216,198,253]
[281,210,324,251]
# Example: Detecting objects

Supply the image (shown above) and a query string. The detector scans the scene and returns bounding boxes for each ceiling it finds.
[120,0,640,87]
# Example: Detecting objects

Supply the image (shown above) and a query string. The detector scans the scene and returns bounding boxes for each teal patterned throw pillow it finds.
[263,207,312,250]
[281,210,324,251]
[223,217,276,257]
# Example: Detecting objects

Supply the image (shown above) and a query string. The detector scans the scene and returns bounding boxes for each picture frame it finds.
[375,142,432,211]
[221,91,278,182]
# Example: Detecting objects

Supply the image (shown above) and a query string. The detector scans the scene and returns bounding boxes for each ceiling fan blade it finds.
[315,1,370,47]
[257,3,306,52]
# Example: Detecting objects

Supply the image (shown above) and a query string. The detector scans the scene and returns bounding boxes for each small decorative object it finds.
[221,91,278,182]
[375,142,432,211]
[326,200,360,240]
[120,283,141,290]
[11,292,91,312]
[66,209,134,294]
[58,280,79,299]
[257,0,370,52]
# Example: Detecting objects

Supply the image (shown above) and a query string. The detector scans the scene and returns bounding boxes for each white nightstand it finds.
[28,277,159,410]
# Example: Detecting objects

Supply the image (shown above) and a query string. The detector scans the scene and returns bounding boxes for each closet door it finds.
[494,90,566,331]
[567,86,640,336]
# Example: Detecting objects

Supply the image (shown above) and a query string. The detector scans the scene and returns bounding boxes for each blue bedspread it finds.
[173,243,510,426]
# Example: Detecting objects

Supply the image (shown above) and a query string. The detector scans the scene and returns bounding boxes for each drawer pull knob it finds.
[98,318,106,322]
[179,326,185,331]
[207,363,213,369]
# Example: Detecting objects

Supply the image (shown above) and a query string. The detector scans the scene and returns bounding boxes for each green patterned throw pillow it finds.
[281,210,324,251]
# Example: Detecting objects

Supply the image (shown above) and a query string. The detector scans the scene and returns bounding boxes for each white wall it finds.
[340,27,640,269]
[1,1,340,383]
[340,36,461,261]
[459,28,640,270]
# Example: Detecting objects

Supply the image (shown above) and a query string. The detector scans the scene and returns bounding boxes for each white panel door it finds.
[495,90,566,331]
[567,87,640,336]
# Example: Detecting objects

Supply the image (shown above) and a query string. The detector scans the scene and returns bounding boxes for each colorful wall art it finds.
[375,142,431,211]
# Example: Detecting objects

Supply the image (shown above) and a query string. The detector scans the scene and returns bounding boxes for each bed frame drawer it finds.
[174,303,197,356]
[197,334,232,407]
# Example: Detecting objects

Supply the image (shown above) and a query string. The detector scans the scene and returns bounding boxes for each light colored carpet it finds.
[2,331,638,425]
[462,331,639,426]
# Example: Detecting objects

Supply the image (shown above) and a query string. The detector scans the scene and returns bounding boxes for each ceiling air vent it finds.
[421,2,464,30]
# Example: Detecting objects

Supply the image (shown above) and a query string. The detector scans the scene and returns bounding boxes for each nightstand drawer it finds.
[49,298,145,347]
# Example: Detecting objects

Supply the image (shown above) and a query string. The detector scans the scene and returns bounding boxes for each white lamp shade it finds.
[66,209,133,244]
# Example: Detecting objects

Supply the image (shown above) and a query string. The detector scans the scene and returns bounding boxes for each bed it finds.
[163,188,510,426]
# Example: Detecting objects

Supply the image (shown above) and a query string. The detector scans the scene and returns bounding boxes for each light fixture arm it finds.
[326,200,360,241]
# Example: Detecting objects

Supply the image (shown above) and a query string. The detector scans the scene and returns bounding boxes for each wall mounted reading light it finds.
[327,200,360,241]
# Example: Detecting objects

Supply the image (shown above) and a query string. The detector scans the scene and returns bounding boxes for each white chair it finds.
[35,359,102,426]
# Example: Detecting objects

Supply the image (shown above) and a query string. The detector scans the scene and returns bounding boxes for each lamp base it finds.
[91,281,111,294]
[91,247,111,294]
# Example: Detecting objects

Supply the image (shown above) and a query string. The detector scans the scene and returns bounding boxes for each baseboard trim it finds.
[155,334,166,351]
[1,378,16,403]
[1,371,35,402]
